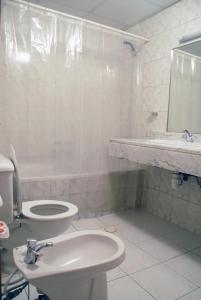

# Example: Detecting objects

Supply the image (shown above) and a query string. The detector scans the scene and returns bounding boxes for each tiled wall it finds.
[129,0,201,138]
[144,167,201,235]
[20,170,144,217]
[129,0,201,234]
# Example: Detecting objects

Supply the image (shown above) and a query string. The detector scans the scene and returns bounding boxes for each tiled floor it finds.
[15,209,201,299]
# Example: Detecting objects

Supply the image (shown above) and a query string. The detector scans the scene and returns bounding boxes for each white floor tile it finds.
[120,244,159,274]
[165,229,201,250]
[124,210,179,236]
[99,214,152,244]
[138,236,187,262]
[178,288,201,299]
[114,232,133,247]
[72,217,104,231]
[107,267,126,281]
[100,211,179,244]
[146,219,179,236]
[108,276,154,300]
[98,213,133,230]
[165,253,201,286]
[132,264,196,300]
[28,284,38,299]
[15,291,27,300]
[120,225,157,244]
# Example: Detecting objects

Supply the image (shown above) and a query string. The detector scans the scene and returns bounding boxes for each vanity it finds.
[109,136,201,177]
[109,36,201,178]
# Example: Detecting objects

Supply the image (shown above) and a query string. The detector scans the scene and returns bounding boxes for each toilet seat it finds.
[9,146,78,223]
[22,200,78,221]
[8,146,78,240]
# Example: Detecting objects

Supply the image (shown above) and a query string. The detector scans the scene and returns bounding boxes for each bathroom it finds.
[1,0,201,299]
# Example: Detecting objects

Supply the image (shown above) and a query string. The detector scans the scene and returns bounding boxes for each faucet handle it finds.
[27,239,37,249]
[183,129,190,135]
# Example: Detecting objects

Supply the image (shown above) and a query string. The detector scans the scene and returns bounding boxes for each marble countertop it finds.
[110,138,201,156]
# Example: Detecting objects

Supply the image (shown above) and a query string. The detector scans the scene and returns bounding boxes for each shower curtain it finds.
[0,0,137,177]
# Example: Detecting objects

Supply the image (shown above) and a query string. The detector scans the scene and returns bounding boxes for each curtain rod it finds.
[180,31,201,44]
[5,0,149,43]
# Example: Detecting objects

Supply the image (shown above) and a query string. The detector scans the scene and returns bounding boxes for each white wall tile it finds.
[158,192,172,221]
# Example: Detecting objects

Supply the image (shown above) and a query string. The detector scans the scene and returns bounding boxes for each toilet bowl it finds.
[13,230,125,300]
[22,200,78,239]
[9,145,78,239]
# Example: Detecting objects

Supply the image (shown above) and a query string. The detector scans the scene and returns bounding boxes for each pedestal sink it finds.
[13,230,125,300]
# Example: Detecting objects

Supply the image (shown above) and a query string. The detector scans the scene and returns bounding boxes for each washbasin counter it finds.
[109,138,201,177]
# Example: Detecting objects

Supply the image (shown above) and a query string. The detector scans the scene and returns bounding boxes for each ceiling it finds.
[30,0,180,30]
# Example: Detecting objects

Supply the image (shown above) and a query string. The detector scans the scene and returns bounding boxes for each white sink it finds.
[13,230,125,300]
[109,138,201,177]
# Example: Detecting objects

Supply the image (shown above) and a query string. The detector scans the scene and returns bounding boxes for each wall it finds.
[144,167,201,235]
[129,0,201,234]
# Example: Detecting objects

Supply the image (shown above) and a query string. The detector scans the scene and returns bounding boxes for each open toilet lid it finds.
[9,145,22,215]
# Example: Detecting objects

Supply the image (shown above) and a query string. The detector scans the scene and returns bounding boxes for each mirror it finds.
[168,39,201,133]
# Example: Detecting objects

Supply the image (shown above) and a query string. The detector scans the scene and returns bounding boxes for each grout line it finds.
[97,216,107,225]
[129,275,157,300]
[161,260,200,288]
[71,224,77,231]
[135,243,189,262]
[130,261,197,299]
[119,260,161,277]
[107,273,127,283]
[175,287,201,300]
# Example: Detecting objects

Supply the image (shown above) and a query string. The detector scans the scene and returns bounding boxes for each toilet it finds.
[0,148,78,273]
[8,145,78,238]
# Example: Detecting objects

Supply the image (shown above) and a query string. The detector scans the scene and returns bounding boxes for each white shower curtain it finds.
[0,0,139,177]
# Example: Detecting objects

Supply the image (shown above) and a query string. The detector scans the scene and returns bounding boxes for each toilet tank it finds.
[0,155,14,224]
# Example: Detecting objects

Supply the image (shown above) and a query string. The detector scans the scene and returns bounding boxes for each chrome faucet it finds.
[182,129,194,142]
[24,239,53,265]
